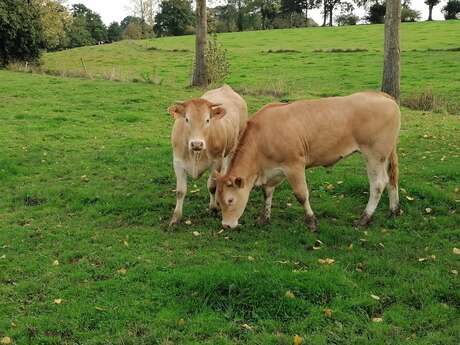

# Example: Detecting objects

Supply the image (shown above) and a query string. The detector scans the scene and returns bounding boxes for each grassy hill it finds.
[0,21,459,345]
[42,21,460,104]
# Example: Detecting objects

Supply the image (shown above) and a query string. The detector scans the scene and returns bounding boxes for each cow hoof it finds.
[305,215,318,232]
[256,215,270,225]
[389,206,402,218]
[354,213,372,227]
[169,217,181,227]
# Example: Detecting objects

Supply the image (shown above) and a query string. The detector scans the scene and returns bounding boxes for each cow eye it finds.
[185,118,189,123]
[206,118,210,124]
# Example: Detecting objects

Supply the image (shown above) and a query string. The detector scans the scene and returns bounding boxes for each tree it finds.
[66,15,94,47]
[401,5,420,21]
[107,22,123,42]
[129,0,157,26]
[192,0,207,86]
[0,0,44,65]
[35,0,71,51]
[322,0,342,26]
[70,4,107,44]
[382,0,401,102]
[258,0,279,29]
[367,1,386,24]
[442,0,460,19]
[153,0,194,36]
[425,0,440,20]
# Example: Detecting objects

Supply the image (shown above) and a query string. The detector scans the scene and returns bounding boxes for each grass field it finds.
[1,21,460,345]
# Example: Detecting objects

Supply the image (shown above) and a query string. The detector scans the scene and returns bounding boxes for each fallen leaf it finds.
[286,203,292,207]
[356,263,364,272]
[192,231,201,237]
[217,229,224,234]
[117,268,127,275]
[52,260,59,266]
[80,175,89,182]
[123,240,129,247]
[318,258,335,265]
[451,270,458,275]
[0,337,12,344]
[177,319,186,326]
[95,306,105,311]
[293,335,303,345]
[348,243,353,250]
[53,298,63,305]
[372,317,383,323]
[370,294,380,301]
[453,248,460,255]
[241,323,253,331]
[425,208,432,214]
[405,196,415,201]
[185,220,192,225]
[0,255,6,259]
[285,290,295,299]
[247,256,255,261]
[324,308,332,318]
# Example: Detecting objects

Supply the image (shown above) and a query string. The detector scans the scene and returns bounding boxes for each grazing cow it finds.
[168,85,247,226]
[215,92,401,231]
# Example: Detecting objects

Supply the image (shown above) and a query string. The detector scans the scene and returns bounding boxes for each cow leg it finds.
[356,156,389,227]
[170,162,187,226]
[286,167,317,232]
[207,172,218,214]
[257,185,275,225]
[387,149,400,217]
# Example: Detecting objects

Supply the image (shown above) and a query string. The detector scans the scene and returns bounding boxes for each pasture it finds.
[1,21,459,344]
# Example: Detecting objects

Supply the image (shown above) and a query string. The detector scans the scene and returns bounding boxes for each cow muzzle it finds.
[190,140,205,152]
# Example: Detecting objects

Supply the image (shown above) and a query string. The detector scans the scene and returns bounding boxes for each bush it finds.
[336,14,359,26]
[442,0,460,19]
[366,2,386,24]
[401,6,421,22]
[0,0,44,66]
[206,34,230,84]
[154,0,195,37]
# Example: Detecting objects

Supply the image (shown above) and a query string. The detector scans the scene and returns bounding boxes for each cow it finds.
[168,85,247,226]
[215,92,401,231]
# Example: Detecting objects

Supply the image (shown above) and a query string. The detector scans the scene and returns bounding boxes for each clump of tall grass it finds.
[402,89,459,114]
[313,48,368,53]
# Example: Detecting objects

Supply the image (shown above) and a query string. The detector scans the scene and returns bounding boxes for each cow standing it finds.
[215,92,401,231]
[168,85,247,226]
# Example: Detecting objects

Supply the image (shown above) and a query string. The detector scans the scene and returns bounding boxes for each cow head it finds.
[168,99,226,153]
[215,173,251,229]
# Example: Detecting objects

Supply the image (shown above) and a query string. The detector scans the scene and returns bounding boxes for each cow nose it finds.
[190,140,204,151]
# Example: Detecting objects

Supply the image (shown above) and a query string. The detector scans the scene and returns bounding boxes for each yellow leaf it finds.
[247,256,255,261]
[241,323,253,331]
[453,248,460,255]
[52,260,59,266]
[318,258,335,265]
[53,298,63,305]
[192,231,201,237]
[324,308,332,318]
[117,268,127,275]
[370,294,380,301]
[405,196,415,201]
[285,290,295,299]
[451,270,458,275]
[0,337,12,344]
[177,318,186,326]
[185,220,192,225]
[293,335,303,345]
[372,317,383,323]
[123,240,129,247]
[425,208,432,214]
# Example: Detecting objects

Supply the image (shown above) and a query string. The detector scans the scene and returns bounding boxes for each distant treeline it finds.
[1,0,459,66]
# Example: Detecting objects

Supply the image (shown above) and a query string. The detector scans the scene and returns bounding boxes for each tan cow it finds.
[215,92,401,231]
[168,85,247,226]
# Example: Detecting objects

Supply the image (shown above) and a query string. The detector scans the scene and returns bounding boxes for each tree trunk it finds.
[322,2,327,26]
[192,0,208,87]
[305,6,309,27]
[382,0,401,103]
[329,7,333,26]
[428,5,433,21]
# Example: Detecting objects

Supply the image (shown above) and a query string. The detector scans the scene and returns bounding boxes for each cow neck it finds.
[226,123,259,184]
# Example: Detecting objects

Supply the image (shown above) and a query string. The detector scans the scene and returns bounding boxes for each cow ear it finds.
[168,103,185,119]
[234,177,244,188]
[211,104,226,119]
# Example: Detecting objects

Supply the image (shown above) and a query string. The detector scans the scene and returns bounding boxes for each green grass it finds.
[1,21,460,345]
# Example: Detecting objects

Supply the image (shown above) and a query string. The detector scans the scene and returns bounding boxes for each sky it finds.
[67,0,447,26]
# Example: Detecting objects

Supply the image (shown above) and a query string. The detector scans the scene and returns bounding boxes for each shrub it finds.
[206,33,230,84]
[442,0,460,19]
[336,14,359,26]
[0,0,44,66]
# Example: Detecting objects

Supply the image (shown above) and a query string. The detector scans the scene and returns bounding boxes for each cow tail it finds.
[388,147,399,187]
